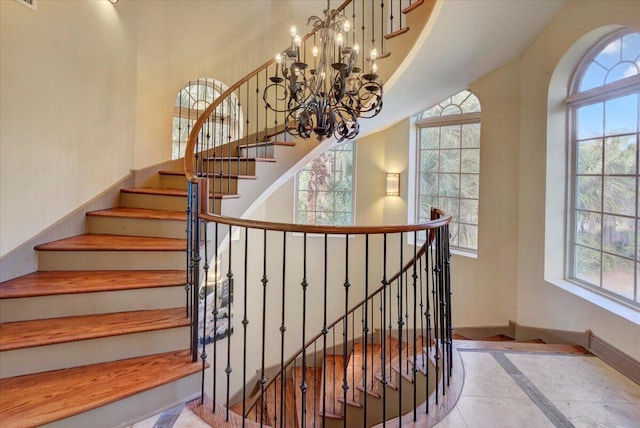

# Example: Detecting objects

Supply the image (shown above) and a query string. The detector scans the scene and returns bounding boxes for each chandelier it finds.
[263,1,383,142]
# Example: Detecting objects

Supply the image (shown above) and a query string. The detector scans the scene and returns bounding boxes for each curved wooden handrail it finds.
[185,0,353,181]
[200,210,451,236]
[239,208,449,416]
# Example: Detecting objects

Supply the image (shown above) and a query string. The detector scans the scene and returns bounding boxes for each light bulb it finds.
[337,33,344,46]
[312,46,319,57]
[275,53,282,64]
[290,26,297,37]
[353,43,360,53]
[370,48,378,61]
[372,63,378,73]
[344,20,350,33]
[294,35,301,47]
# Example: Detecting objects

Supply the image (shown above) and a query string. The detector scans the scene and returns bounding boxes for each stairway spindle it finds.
[279,231,287,428]
[300,233,308,428]
[322,233,328,427]
[259,229,268,426]
[242,227,249,423]
[381,232,387,424]
[363,234,369,427]
[412,230,418,421]
[200,204,210,402]
[212,223,219,412]
[342,234,350,426]
[225,224,234,421]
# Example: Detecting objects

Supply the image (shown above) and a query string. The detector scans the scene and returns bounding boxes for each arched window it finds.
[414,90,481,252]
[568,29,640,305]
[172,78,242,160]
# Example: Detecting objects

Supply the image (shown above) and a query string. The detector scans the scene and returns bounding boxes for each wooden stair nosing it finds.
[402,0,424,14]
[0,307,189,351]
[384,27,410,40]
[86,207,187,222]
[0,350,204,428]
[202,156,277,163]
[238,141,296,151]
[121,187,241,199]
[34,234,187,252]
[159,170,258,180]
[0,270,186,299]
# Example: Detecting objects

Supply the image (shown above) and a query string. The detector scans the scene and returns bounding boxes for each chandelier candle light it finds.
[263,1,383,142]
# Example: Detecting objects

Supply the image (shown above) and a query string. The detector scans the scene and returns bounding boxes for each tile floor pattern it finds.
[127,350,640,427]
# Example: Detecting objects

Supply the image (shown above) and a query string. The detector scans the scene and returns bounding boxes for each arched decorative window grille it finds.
[568,29,640,306]
[172,78,243,160]
[415,90,481,252]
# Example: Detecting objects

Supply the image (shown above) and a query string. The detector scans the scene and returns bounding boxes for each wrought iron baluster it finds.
[322,233,328,427]
[242,227,249,423]
[212,223,219,413]
[259,229,268,426]
[300,233,308,428]
[225,224,234,421]
[279,231,287,428]
[200,206,209,402]
[342,235,350,426]
[412,230,418,420]
[381,232,387,425]
[363,234,369,427]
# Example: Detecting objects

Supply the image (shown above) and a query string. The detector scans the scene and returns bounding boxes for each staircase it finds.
[188,334,440,428]
[0,153,281,427]
[0,1,441,427]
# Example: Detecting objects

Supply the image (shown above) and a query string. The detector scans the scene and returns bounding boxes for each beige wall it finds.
[0,0,137,257]
[253,0,640,360]
[0,0,324,257]
[516,0,640,360]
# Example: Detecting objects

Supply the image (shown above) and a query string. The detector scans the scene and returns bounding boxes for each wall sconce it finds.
[385,172,400,196]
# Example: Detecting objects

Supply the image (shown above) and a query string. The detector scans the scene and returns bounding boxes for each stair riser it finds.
[239,146,275,159]
[161,174,239,195]
[0,287,186,322]
[121,192,221,213]
[42,373,201,428]
[86,217,187,240]
[37,250,185,271]
[0,327,190,378]
[201,159,257,176]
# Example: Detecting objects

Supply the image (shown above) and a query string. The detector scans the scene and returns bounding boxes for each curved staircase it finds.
[0,1,442,427]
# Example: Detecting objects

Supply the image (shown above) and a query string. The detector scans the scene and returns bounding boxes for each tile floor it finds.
[128,350,640,427]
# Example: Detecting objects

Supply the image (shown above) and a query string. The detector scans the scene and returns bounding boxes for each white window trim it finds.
[564,31,640,310]
[293,141,357,228]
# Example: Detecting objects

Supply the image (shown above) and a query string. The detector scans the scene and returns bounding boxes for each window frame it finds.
[566,28,640,308]
[294,141,357,227]
[412,91,481,256]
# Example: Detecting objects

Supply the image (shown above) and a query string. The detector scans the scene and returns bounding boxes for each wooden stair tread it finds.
[391,336,428,381]
[86,207,187,221]
[202,156,277,162]
[121,187,241,199]
[337,344,366,408]
[355,343,382,397]
[293,366,323,428]
[263,378,296,427]
[403,0,424,14]
[384,27,410,40]
[159,170,258,180]
[0,350,203,428]
[238,141,296,150]
[453,340,590,355]
[0,308,189,351]
[320,355,345,418]
[34,234,186,252]
[188,394,264,427]
[0,270,185,299]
